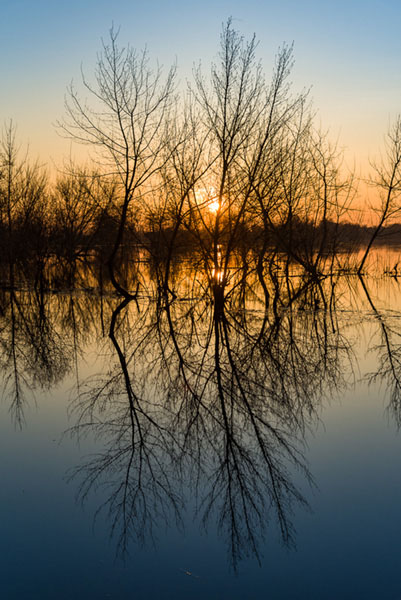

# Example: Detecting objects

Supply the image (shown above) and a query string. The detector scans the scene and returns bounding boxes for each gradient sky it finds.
[1,0,401,187]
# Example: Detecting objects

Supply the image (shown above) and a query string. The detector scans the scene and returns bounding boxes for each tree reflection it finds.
[0,270,115,427]
[3,177,401,570]
[0,287,69,426]
[359,274,401,427]
[68,258,351,568]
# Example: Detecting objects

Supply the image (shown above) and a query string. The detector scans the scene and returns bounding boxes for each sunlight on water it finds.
[1,248,401,599]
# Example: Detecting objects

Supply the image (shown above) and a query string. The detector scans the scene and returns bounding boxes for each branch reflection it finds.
[69,259,351,568]
[359,274,401,426]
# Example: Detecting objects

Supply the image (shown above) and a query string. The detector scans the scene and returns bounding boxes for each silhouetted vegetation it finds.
[3,19,401,585]
[3,246,401,568]
[1,22,401,296]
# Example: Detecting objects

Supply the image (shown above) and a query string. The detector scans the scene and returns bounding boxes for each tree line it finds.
[1,20,401,294]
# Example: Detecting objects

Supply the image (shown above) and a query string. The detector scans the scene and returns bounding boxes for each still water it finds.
[2,251,401,599]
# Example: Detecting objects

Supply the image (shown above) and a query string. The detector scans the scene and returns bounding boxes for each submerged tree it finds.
[173,20,350,288]
[58,20,353,298]
[51,165,119,262]
[358,116,401,274]
[0,121,48,280]
[60,27,176,297]
[188,22,309,281]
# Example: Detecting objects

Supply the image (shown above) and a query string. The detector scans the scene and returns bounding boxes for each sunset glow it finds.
[2,1,401,597]
[209,200,220,213]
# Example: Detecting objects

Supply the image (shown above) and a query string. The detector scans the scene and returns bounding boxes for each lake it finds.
[1,248,401,599]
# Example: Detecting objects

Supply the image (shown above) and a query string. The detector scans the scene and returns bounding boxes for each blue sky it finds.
[1,0,401,174]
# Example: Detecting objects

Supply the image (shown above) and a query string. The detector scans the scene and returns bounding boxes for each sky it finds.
[1,0,401,200]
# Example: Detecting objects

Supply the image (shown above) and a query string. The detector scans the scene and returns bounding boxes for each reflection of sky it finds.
[1,0,401,176]
[2,276,401,598]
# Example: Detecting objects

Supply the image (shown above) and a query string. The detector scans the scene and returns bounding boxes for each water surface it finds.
[2,251,401,599]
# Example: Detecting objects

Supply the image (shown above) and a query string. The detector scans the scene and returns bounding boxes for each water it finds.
[2,253,401,599]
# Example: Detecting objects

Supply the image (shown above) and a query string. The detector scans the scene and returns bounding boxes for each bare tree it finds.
[189,20,329,291]
[192,19,266,274]
[0,121,48,282]
[358,116,401,275]
[51,166,117,260]
[60,27,176,297]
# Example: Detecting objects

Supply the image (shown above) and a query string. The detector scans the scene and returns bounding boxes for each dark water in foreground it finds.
[2,251,401,599]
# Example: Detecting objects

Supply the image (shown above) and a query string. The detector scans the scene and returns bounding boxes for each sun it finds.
[209,200,220,213]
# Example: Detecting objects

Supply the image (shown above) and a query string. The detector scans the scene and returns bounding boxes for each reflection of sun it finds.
[209,200,220,213]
